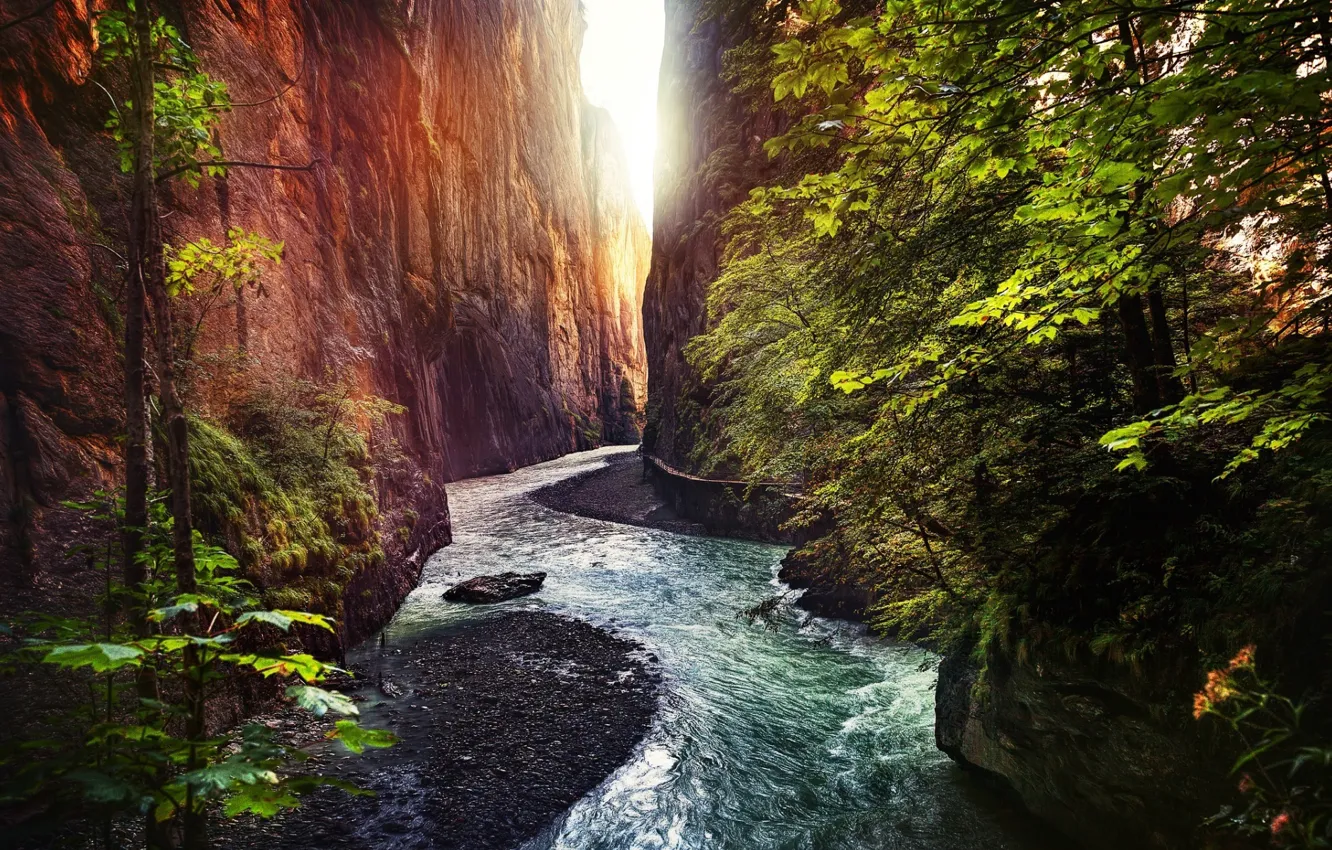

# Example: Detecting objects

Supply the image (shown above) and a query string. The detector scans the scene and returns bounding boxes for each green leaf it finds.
[1114,452,1149,473]
[286,685,359,718]
[180,761,278,797]
[223,783,301,818]
[274,610,337,633]
[225,652,331,683]
[327,721,398,754]
[44,643,143,672]
[236,610,294,631]
[149,599,199,623]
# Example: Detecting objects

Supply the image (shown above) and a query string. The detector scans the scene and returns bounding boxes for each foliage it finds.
[13,4,407,847]
[165,230,284,298]
[1195,647,1332,847]
[187,370,403,616]
[95,4,232,185]
[763,0,1332,476]
[0,496,394,840]
[679,0,1332,696]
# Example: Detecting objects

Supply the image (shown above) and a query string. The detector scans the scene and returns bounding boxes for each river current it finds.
[355,446,1061,850]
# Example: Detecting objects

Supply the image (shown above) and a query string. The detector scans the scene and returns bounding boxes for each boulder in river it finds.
[444,571,547,603]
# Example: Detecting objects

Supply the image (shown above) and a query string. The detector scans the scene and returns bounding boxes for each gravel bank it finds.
[216,612,660,850]
[529,451,705,535]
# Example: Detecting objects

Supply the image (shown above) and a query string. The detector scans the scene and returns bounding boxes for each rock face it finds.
[777,547,872,621]
[936,649,1234,849]
[583,105,652,444]
[642,0,782,473]
[0,0,649,643]
[443,571,546,604]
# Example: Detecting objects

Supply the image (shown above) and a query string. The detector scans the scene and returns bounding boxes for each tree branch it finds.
[0,0,55,32]
[155,158,321,184]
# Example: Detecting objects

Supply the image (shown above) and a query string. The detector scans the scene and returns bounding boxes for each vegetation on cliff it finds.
[686,0,1332,840]
[2,3,398,846]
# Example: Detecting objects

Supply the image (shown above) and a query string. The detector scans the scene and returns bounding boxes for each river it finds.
[353,446,1061,850]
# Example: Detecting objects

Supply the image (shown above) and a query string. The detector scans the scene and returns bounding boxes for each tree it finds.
[15,4,374,846]
[2,497,396,848]
[687,0,1332,668]
[763,0,1331,476]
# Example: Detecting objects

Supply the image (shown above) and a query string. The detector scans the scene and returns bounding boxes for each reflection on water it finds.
[362,446,1062,850]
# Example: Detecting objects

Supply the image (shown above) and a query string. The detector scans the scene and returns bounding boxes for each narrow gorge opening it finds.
[2,1,1329,849]
[579,0,664,229]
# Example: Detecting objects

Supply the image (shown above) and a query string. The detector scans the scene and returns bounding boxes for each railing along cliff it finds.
[640,453,806,543]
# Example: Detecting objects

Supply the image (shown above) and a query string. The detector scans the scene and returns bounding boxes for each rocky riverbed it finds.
[216,612,660,850]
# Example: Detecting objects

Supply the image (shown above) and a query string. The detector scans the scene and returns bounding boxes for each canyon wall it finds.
[936,651,1232,850]
[642,0,781,476]
[0,0,649,644]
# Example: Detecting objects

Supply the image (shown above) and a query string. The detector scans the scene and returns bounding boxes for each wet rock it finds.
[936,647,1234,850]
[778,547,873,622]
[443,572,547,604]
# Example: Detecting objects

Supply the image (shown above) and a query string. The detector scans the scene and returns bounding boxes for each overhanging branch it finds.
[155,158,321,184]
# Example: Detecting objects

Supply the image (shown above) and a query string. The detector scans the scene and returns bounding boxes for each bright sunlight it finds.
[579,0,664,226]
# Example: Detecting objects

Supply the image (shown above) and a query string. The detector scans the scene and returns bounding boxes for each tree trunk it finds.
[146,253,207,850]
[1117,294,1162,414]
[1146,283,1183,404]
[127,0,204,843]
[124,5,170,848]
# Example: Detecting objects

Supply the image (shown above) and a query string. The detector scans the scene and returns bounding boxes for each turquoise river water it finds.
[354,446,1063,850]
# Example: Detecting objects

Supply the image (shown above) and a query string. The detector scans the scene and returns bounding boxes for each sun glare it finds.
[579,0,664,228]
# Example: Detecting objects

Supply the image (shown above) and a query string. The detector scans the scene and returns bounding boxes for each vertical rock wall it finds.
[642,0,780,474]
[936,651,1233,849]
[583,103,651,444]
[0,0,649,642]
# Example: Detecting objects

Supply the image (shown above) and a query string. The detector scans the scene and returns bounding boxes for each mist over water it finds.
[363,446,1061,850]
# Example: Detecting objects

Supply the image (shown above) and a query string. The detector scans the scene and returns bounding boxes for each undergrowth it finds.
[187,376,391,620]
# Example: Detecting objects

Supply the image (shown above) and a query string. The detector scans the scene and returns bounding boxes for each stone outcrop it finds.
[777,547,873,621]
[443,571,547,604]
[936,649,1234,849]
[0,0,649,644]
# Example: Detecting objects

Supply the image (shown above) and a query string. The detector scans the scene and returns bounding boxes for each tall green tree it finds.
[689,0,1332,666]
[765,0,1331,475]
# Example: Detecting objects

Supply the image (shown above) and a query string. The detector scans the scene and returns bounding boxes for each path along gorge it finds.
[256,446,1065,850]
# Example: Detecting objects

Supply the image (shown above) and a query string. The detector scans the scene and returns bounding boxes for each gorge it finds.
[3,0,1330,849]
[1,0,649,649]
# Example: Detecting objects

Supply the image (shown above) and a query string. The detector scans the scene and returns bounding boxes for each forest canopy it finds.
[689,0,1332,668]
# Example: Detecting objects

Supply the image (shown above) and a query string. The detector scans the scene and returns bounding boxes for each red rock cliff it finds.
[0,0,649,642]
